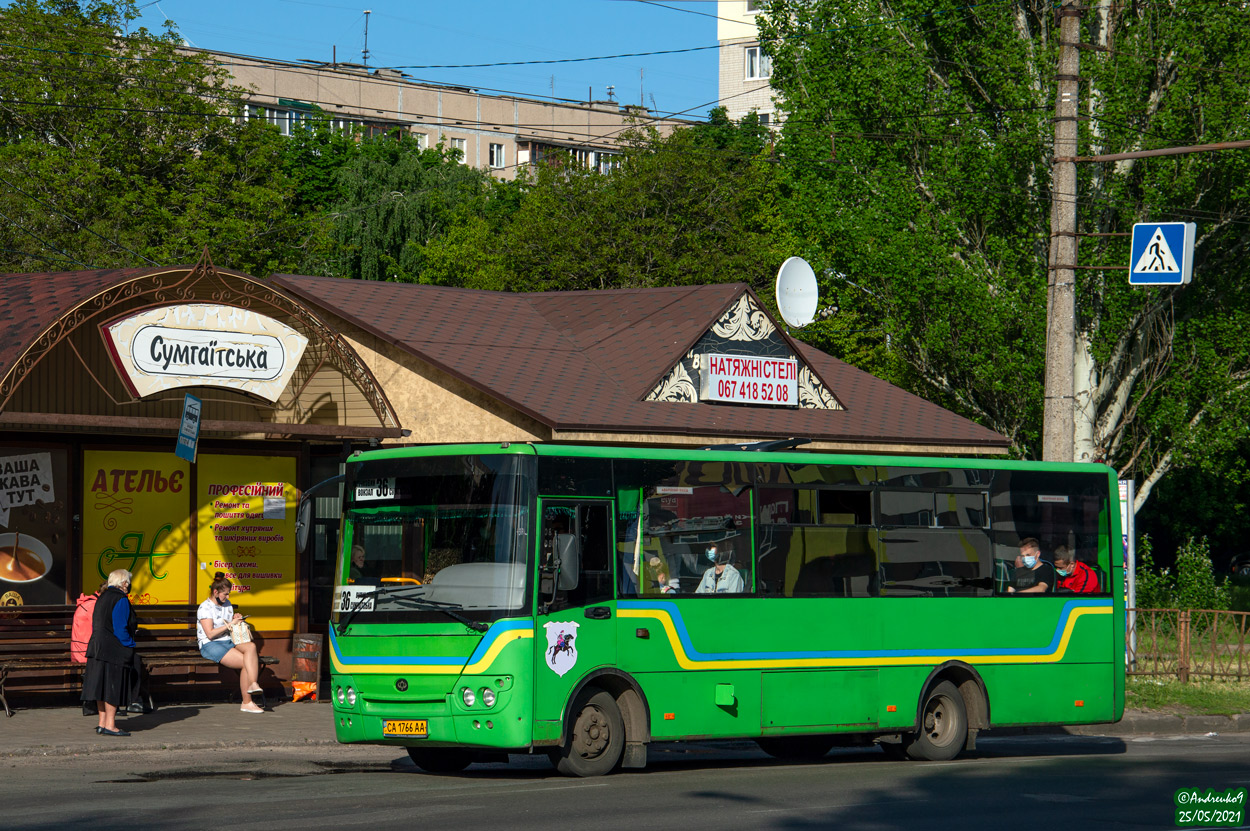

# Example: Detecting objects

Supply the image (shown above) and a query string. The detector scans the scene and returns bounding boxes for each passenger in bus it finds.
[695,543,745,594]
[645,555,678,595]
[349,544,373,584]
[1007,538,1054,594]
[1053,546,1099,593]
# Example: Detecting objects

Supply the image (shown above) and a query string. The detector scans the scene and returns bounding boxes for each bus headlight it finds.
[481,687,496,708]
[335,686,345,705]
[345,686,357,706]
[461,687,476,707]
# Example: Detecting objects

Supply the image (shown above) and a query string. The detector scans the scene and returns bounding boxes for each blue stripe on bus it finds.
[329,619,532,668]
[616,597,1111,663]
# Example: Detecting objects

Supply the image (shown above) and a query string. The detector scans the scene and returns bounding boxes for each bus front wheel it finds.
[406,747,473,773]
[553,688,625,777]
[902,680,967,762]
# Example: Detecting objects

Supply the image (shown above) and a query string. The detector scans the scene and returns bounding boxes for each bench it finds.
[0,604,277,717]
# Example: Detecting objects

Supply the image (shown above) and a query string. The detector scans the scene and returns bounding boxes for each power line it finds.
[0,175,160,265]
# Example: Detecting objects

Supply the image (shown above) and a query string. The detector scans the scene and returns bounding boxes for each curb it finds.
[0,737,342,760]
[1002,711,1250,738]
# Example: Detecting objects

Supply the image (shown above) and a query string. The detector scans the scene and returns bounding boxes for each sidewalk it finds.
[1,702,1246,759]
[0,698,340,758]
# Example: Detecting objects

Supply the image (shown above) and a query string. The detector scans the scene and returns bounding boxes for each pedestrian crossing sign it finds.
[1129,222,1195,286]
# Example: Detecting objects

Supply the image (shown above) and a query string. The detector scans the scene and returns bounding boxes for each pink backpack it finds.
[71,592,97,664]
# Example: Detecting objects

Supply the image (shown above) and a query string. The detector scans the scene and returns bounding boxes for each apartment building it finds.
[199,49,694,179]
[717,0,776,126]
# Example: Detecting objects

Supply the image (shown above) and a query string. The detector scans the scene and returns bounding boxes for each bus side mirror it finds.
[295,497,313,555]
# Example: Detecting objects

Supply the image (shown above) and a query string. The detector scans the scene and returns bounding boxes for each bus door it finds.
[534,499,618,735]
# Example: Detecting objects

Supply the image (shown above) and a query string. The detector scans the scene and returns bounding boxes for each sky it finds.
[127,0,723,120]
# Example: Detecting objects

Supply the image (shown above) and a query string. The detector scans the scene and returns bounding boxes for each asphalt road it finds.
[5,734,1248,831]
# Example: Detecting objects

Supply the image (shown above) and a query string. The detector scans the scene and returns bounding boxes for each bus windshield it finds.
[335,454,533,623]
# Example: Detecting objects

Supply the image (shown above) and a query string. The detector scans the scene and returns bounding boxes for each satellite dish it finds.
[775,256,818,328]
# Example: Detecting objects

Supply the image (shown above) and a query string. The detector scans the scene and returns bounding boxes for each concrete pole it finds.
[1044,2,1082,463]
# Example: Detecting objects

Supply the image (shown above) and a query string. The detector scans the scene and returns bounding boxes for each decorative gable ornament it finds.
[645,293,841,410]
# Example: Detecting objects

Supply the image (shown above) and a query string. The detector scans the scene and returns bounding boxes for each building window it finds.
[489,143,506,168]
[412,132,427,149]
[746,0,759,11]
[448,137,467,163]
[597,152,620,174]
[745,46,771,80]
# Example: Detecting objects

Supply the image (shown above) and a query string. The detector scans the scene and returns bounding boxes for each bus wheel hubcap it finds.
[924,697,951,743]
[575,708,610,757]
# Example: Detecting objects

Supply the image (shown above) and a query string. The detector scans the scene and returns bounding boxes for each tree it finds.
[0,0,299,274]
[297,134,493,282]
[422,110,790,292]
[760,0,1250,514]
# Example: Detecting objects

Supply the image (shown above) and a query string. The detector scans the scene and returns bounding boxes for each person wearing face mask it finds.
[197,572,265,713]
[695,542,745,594]
[1007,538,1054,594]
[1052,546,1099,593]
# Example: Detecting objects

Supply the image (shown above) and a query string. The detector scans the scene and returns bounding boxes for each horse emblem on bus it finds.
[542,620,580,677]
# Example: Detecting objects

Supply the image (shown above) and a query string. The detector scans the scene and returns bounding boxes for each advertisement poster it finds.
[82,450,192,605]
[196,454,296,631]
[0,447,69,607]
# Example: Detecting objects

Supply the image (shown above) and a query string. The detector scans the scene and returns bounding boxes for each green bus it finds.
[326,442,1123,776]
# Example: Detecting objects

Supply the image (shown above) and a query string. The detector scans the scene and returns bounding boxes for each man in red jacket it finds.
[1053,546,1099,593]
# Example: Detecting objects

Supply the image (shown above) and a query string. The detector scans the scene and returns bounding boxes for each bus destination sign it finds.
[700,353,798,407]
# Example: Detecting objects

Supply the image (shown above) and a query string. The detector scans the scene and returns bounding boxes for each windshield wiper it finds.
[385,596,490,633]
[336,584,488,634]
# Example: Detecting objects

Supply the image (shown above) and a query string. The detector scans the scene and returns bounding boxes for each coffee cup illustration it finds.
[0,533,52,584]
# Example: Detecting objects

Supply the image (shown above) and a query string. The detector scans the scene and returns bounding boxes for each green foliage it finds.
[422,114,789,292]
[759,0,1250,487]
[297,136,491,282]
[0,0,299,275]
[1134,536,1230,611]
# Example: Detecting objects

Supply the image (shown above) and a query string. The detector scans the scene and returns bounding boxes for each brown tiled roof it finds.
[0,268,158,382]
[270,274,1008,450]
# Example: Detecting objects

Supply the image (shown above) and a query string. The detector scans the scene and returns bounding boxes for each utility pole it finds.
[1044,2,1082,463]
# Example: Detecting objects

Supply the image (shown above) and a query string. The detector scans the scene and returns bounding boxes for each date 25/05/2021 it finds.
[1174,787,1245,828]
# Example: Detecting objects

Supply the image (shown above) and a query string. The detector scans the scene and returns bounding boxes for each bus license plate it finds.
[383,719,427,737]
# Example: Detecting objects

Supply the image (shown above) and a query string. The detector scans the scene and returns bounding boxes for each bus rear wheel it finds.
[406,747,473,773]
[902,680,967,761]
[553,688,624,777]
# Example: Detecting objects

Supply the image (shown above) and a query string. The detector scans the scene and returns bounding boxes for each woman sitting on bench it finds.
[197,573,265,713]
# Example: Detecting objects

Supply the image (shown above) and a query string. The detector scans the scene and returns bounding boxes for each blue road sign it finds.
[175,393,202,463]
[1129,222,1195,286]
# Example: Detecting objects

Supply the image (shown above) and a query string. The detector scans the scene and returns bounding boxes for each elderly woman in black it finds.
[81,568,140,736]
